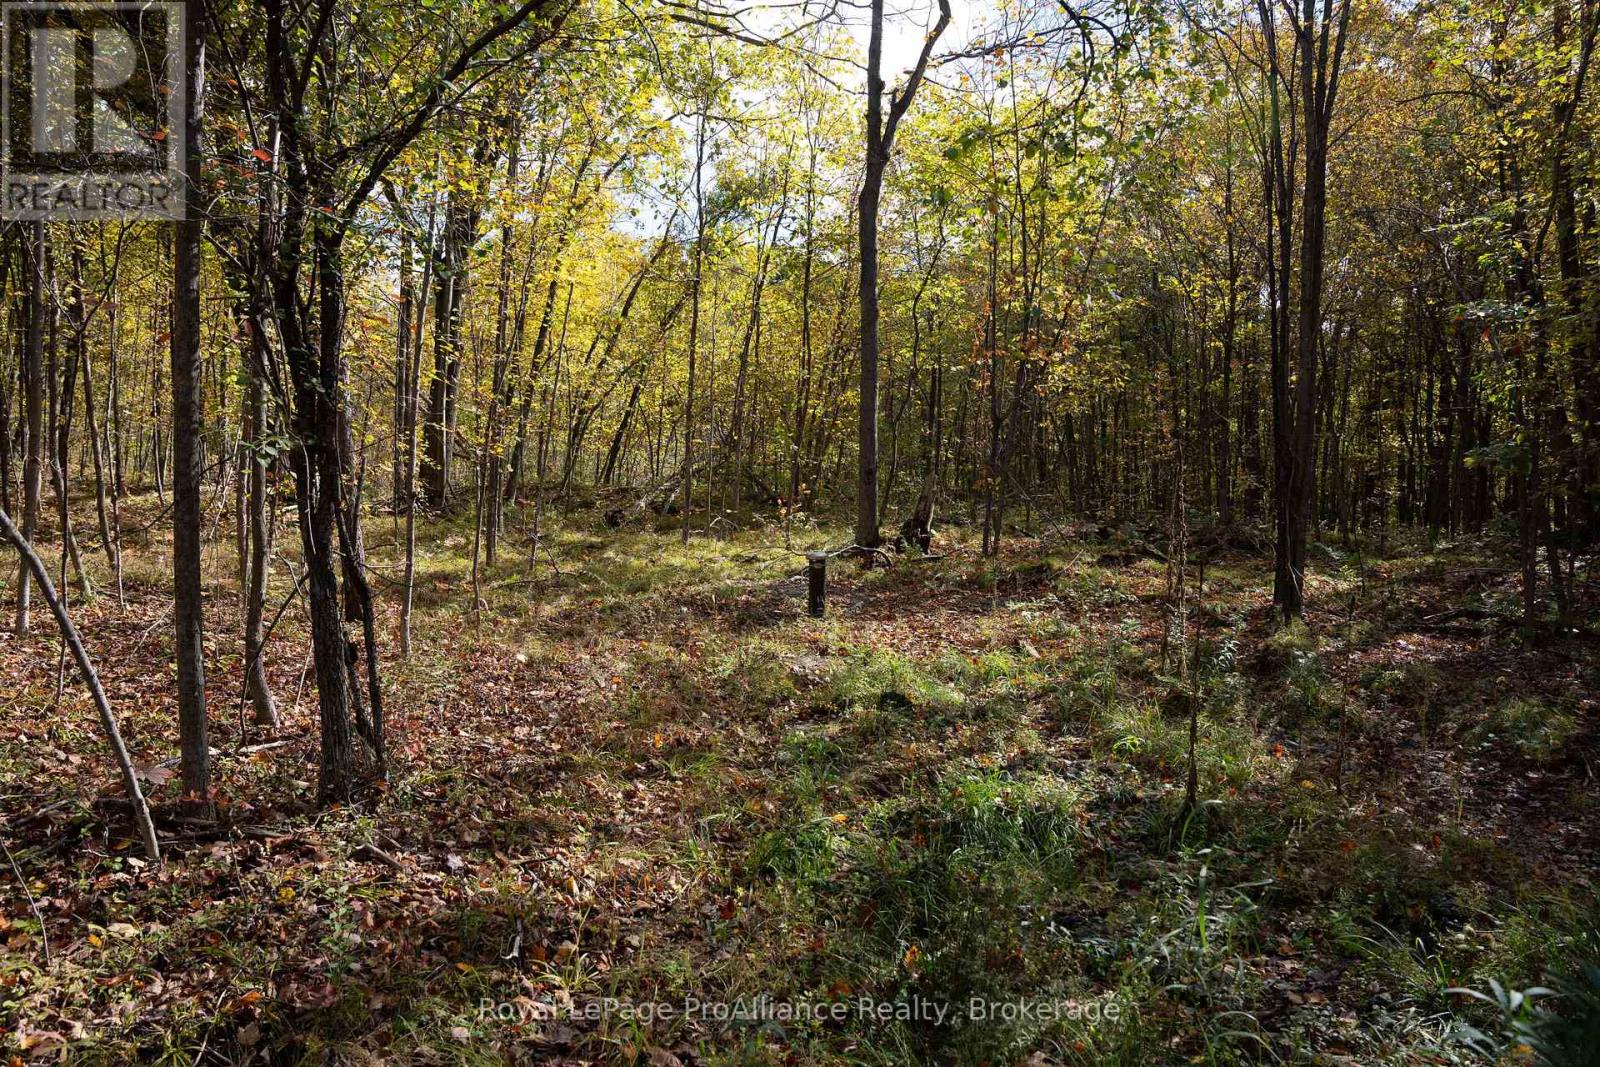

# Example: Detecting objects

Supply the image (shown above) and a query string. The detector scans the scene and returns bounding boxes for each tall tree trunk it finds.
[484,146,519,565]
[78,332,118,596]
[242,334,277,729]
[1261,0,1350,621]
[276,235,358,802]
[172,0,210,806]
[57,242,90,601]
[423,195,469,507]
[1552,0,1597,535]
[393,229,415,515]
[981,206,1002,556]
[16,224,46,637]
[400,197,435,659]
[855,3,887,551]
[855,0,948,551]
[50,341,88,702]
[322,235,386,779]
[682,114,707,545]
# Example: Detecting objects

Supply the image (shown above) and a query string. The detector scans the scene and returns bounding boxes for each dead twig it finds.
[352,842,407,869]
[1,831,52,968]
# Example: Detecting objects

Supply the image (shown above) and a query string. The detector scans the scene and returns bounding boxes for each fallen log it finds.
[606,444,730,528]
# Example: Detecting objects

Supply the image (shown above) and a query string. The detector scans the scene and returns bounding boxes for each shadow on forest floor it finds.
[1,495,1597,1064]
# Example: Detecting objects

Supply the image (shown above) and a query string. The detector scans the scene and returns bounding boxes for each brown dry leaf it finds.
[133,764,175,786]
[15,1031,65,1058]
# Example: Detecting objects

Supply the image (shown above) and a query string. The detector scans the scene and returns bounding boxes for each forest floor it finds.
[1,494,1597,1065]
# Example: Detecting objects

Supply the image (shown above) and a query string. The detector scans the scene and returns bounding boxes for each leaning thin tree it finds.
[0,506,160,862]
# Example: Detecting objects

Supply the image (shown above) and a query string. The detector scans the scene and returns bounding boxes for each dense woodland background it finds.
[2,0,1599,1062]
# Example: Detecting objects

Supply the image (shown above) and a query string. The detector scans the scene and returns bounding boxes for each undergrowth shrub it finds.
[1468,697,1578,763]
